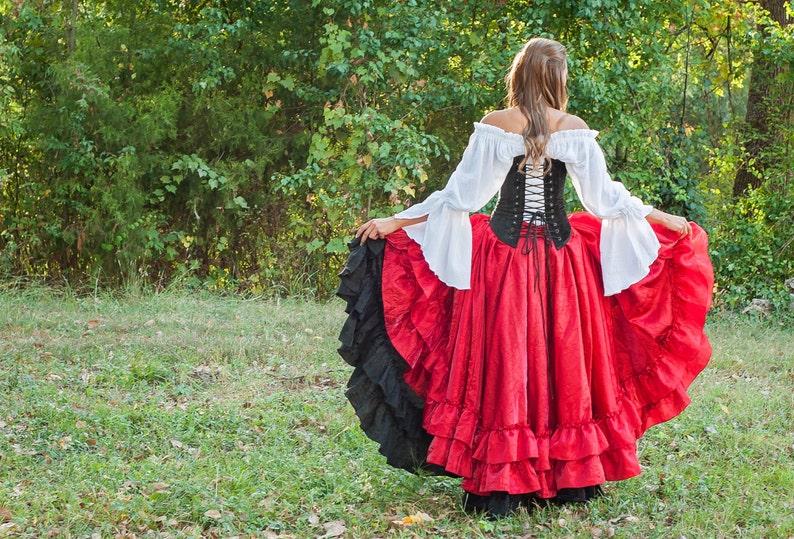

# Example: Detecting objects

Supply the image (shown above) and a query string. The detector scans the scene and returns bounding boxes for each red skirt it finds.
[337,212,713,499]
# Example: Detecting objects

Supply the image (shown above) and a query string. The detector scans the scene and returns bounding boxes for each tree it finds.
[732,0,792,196]
[1,0,791,303]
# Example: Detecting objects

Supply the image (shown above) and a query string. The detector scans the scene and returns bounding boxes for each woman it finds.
[337,37,713,518]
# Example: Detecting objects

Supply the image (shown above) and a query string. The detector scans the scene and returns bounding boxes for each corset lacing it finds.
[523,163,546,223]
[519,162,555,401]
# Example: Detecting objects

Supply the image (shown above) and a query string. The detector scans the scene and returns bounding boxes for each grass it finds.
[0,287,792,538]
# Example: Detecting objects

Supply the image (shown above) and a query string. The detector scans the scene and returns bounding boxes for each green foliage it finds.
[0,0,792,304]
[704,3,794,310]
[709,182,794,309]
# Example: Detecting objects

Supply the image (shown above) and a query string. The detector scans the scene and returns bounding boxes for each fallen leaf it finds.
[193,365,213,377]
[317,520,346,538]
[87,319,99,329]
[150,482,170,493]
[204,509,222,519]
[390,511,435,529]
[0,523,17,537]
[609,514,639,524]
[170,439,184,449]
[0,508,10,523]
[145,319,155,327]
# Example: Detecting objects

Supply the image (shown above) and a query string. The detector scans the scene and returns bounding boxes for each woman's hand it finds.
[356,217,404,244]
[355,215,429,244]
[646,209,692,238]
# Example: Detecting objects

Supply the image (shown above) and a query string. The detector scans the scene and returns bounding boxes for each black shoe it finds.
[462,490,531,519]
[553,487,587,503]
[462,491,490,514]
[487,491,533,519]
[552,484,603,504]
[584,484,604,500]
[487,491,512,518]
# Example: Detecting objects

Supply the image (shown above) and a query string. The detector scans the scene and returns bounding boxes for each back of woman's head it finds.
[506,38,569,167]
[507,38,568,112]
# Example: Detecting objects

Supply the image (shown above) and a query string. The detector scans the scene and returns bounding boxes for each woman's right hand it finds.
[356,217,404,244]
[646,209,692,238]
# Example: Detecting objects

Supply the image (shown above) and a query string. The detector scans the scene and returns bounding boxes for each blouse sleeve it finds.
[394,123,522,289]
[549,130,661,296]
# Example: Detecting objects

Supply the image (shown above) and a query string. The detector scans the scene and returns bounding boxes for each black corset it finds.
[489,156,572,249]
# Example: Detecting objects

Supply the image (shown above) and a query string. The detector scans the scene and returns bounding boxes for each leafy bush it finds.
[709,182,794,310]
[0,0,791,303]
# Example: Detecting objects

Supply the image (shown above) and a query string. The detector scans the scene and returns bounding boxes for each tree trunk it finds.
[732,0,791,197]
[66,0,78,54]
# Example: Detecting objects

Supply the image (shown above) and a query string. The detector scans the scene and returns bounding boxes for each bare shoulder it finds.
[480,109,525,135]
[551,113,589,132]
[481,108,590,134]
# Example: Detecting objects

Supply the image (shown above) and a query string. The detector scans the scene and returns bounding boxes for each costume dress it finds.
[337,123,713,499]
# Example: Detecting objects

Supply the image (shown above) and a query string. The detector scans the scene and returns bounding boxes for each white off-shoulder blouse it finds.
[394,122,661,296]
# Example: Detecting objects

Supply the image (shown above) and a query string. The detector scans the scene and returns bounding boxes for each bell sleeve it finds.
[394,122,522,289]
[550,130,661,296]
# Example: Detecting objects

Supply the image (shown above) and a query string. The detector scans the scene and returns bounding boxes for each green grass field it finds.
[0,288,792,538]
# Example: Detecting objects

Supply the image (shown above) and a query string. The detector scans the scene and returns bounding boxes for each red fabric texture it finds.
[382,212,713,498]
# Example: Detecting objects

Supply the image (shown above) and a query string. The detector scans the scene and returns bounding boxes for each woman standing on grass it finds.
[337,37,713,518]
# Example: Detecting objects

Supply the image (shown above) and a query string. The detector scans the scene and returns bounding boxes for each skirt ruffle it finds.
[337,212,713,498]
[336,237,452,475]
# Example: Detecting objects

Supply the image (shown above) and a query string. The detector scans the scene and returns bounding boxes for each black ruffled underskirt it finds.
[336,237,452,476]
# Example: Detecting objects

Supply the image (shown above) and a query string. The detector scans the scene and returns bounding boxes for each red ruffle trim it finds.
[572,212,714,434]
[382,212,713,497]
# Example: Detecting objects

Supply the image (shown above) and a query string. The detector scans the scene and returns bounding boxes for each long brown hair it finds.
[506,38,569,169]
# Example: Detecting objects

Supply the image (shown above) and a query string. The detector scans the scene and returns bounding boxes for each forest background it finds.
[1,0,792,309]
